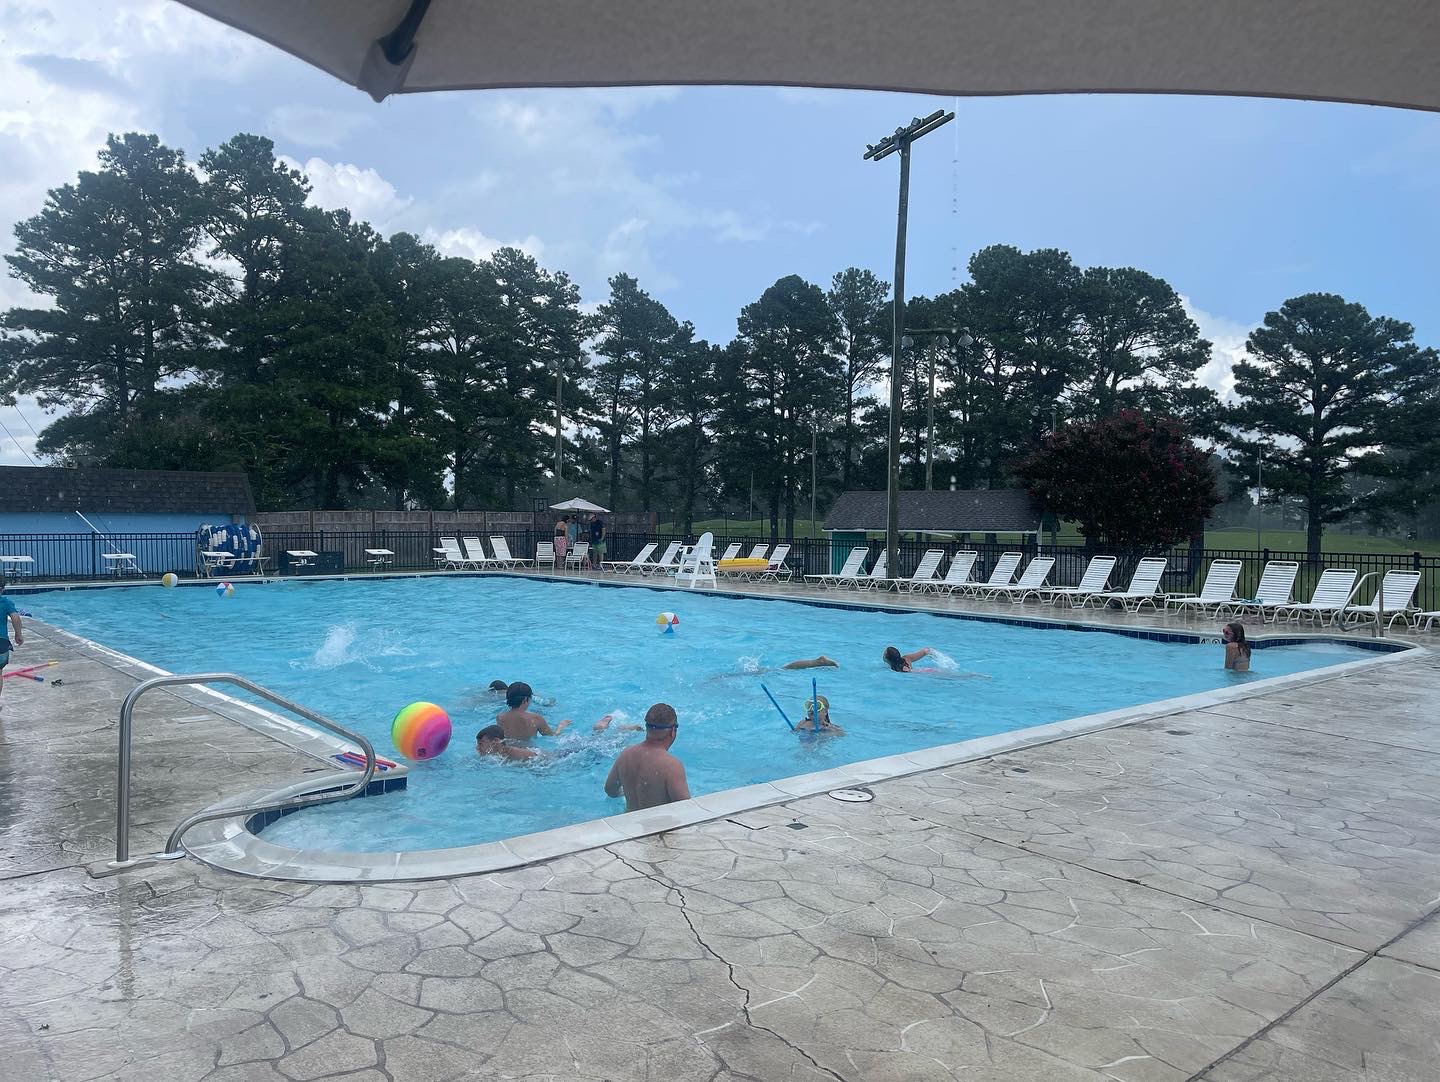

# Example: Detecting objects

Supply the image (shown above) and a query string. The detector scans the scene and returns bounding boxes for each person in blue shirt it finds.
[0,581,24,713]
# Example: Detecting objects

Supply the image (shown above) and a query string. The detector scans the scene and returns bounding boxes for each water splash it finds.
[292,625,414,671]
[738,655,762,673]
[926,648,961,671]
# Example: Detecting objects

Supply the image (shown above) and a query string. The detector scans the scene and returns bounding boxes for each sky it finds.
[2,0,1438,466]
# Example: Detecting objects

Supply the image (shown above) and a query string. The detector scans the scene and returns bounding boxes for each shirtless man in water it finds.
[603,703,690,811]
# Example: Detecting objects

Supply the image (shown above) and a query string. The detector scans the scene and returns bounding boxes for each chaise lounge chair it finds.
[961,551,1022,598]
[433,537,467,569]
[805,546,867,590]
[1165,558,1243,617]
[854,551,889,590]
[462,536,497,569]
[1042,555,1116,607]
[981,556,1056,602]
[606,542,657,574]
[898,549,946,592]
[1216,560,1300,620]
[489,536,529,568]
[1270,568,1359,625]
[644,541,684,577]
[929,551,979,594]
[1093,557,1168,612]
[756,543,792,583]
[1342,570,1422,630]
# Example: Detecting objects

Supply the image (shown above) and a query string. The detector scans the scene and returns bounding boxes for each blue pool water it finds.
[36,576,1371,852]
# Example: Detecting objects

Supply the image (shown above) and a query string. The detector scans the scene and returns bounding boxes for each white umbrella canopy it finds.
[549,497,611,514]
[180,0,1440,111]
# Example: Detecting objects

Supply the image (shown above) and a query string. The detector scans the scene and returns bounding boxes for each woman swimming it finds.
[1222,622,1251,671]
[882,646,933,673]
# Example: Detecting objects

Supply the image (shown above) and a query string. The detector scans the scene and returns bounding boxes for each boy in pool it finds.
[497,681,570,740]
[475,724,539,761]
[797,694,843,735]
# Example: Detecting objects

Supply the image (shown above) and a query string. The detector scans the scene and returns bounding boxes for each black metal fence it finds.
[3,527,1437,615]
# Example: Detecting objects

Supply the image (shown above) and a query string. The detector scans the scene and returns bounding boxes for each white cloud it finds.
[266,105,370,150]
[1184,297,1253,401]
[282,156,414,229]
[425,226,544,262]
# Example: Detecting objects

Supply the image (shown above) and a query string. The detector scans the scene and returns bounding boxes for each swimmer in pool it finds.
[497,681,570,740]
[883,645,933,672]
[476,724,539,761]
[488,679,508,694]
[1222,622,1252,672]
[797,694,843,735]
[783,656,839,670]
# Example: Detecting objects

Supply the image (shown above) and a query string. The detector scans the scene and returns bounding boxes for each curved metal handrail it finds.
[112,673,376,868]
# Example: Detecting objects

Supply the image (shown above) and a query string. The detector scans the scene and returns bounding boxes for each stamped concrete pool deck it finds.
[2,575,1438,1081]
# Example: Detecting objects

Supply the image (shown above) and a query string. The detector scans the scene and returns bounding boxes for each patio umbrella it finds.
[549,498,611,514]
[179,0,1440,111]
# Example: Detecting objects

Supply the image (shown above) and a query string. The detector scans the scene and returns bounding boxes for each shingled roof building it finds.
[823,489,1045,536]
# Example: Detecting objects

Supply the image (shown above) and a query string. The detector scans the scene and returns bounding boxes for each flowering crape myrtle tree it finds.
[1017,411,1220,553]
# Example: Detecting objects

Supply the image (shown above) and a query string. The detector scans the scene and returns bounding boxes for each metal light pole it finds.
[811,421,819,536]
[554,354,565,489]
[866,108,953,583]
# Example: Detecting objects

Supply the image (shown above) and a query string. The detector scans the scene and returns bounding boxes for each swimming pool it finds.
[37,576,1375,854]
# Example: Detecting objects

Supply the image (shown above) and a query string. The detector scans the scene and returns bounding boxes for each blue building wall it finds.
[0,512,244,577]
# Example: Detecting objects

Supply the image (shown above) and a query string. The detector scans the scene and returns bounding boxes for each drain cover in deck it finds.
[829,788,874,803]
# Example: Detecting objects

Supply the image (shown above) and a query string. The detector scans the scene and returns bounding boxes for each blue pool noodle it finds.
[760,683,795,731]
[812,677,820,728]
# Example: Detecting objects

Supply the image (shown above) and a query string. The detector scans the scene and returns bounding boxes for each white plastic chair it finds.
[1094,557,1168,612]
[1166,559,1243,616]
[756,543,792,582]
[535,541,556,571]
[930,551,979,594]
[433,537,466,569]
[1343,570,1422,630]
[1271,568,1359,625]
[1043,555,1116,607]
[855,550,889,590]
[899,549,945,592]
[1218,560,1300,620]
[565,541,590,572]
[982,556,1056,602]
[607,542,657,574]
[462,537,494,568]
[805,546,867,590]
[489,536,529,568]
[963,551,1022,597]
[644,541,684,576]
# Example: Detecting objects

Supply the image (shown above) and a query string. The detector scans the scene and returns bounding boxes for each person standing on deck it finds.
[0,581,24,713]
[589,514,607,570]
[553,517,569,563]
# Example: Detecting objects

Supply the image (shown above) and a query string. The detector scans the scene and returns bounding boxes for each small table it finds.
[365,548,395,571]
[200,550,236,577]
[285,550,318,573]
[0,555,35,581]
[100,552,142,578]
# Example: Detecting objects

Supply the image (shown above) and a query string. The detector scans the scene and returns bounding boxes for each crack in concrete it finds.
[609,848,844,1082]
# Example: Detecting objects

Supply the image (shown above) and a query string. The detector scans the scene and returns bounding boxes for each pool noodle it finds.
[812,677,821,730]
[759,683,795,731]
[2,660,56,680]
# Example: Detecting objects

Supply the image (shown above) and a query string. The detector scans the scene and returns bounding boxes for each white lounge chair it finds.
[606,542,657,574]
[462,536,495,568]
[365,548,395,570]
[899,549,946,592]
[565,541,590,573]
[963,551,1023,598]
[1093,557,1168,611]
[675,532,718,589]
[756,543,792,583]
[983,556,1056,602]
[1413,609,1440,632]
[1217,560,1300,620]
[805,546,867,590]
[929,551,979,594]
[535,541,556,571]
[1166,559,1244,616]
[1343,570,1422,630]
[1042,555,1116,607]
[433,537,466,569]
[1271,568,1359,625]
[744,543,769,562]
[855,550,889,590]
[717,543,742,565]
[489,536,528,568]
[645,541,684,577]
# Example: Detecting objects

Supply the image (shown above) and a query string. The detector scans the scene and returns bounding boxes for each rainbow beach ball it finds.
[656,611,679,634]
[215,581,234,598]
[392,702,451,761]
[161,572,179,588]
